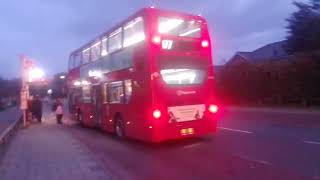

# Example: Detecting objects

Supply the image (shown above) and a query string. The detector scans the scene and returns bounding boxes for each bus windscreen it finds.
[158,17,202,38]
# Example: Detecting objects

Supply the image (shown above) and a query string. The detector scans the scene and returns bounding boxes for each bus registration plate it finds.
[168,104,205,122]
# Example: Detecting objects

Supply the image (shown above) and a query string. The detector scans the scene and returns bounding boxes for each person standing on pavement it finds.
[55,99,64,124]
[27,96,34,122]
[32,95,43,123]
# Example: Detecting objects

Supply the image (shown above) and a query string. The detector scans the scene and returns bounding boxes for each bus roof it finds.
[70,7,206,56]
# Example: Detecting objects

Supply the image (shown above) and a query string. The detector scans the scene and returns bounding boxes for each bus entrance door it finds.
[92,85,102,128]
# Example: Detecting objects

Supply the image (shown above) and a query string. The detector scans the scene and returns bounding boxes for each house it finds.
[223,40,291,89]
[226,40,289,66]
[218,40,320,106]
[217,40,291,105]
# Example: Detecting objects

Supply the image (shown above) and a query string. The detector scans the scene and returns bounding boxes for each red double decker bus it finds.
[67,7,218,142]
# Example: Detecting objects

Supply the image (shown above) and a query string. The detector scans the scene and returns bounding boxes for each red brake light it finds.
[209,104,218,113]
[153,109,161,119]
[152,35,161,44]
[201,40,209,48]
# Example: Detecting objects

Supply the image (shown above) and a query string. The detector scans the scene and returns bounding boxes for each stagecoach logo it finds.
[176,90,196,96]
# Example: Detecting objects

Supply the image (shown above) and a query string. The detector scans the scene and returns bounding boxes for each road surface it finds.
[1,106,319,179]
[66,107,320,179]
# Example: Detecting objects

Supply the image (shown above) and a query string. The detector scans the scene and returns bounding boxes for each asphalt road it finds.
[65,107,320,180]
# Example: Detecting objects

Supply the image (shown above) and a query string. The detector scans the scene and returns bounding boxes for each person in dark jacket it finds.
[27,97,34,122]
[32,95,43,122]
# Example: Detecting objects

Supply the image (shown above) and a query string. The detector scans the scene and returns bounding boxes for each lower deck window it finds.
[109,81,124,104]
[82,85,91,103]
[124,80,132,104]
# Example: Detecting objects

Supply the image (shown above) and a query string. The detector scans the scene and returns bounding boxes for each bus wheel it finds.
[115,117,125,138]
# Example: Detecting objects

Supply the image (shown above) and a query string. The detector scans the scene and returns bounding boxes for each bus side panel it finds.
[122,46,154,141]
[101,104,114,133]
[80,103,95,127]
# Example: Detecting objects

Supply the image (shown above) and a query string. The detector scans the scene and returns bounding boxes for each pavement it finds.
[0,106,112,180]
[0,105,319,180]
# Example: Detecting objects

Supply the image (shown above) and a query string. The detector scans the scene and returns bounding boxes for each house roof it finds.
[229,40,289,64]
[236,52,253,60]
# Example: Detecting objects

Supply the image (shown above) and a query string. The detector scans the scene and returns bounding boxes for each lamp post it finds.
[20,55,30,127]
[28,67,45,83]
[20,55,45,127]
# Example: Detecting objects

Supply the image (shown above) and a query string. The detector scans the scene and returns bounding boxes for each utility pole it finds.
[20,55,45,127]
[20,55,32,127]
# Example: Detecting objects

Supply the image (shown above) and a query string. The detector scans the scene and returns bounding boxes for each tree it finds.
[286,0,320,54]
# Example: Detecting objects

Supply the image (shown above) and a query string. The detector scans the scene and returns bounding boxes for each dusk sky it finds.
[0,0,306,78]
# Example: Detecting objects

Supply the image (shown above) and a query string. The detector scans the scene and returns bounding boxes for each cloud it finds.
[0,0,308,77]
[205,0,308,63]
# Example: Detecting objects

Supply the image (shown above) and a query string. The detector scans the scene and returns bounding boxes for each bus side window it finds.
[108,81,124,104]
[124,80,132,104]
[68,55,74,70]
[108,28,122,53]
[82,47,91,64]
[90,41,101,61]
[123,17,145,48]
[82,85,91,103]
[103,83,108,104]
[74,52,82,67]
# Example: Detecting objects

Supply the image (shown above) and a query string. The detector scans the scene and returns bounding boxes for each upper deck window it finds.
[90,41,101,61]
[108,28,122,53]
[74,52,82,67]
[124,17,145,47]
[101,37,108,56]
[158,17,202,38]
[69,55,75,69]
[82,47,91,64]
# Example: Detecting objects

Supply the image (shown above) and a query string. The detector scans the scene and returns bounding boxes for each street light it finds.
[47,89,53,95]
[73,81,81,86]
[28,67,44,82]
[60,75,66,79]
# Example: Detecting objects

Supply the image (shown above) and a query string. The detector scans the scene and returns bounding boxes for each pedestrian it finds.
[32,95,43,123]
[55,99,63,124]
[27,96,34,122]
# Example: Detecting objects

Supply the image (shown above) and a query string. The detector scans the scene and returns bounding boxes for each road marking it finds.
[303,140,320,145]
[237,154,272,166]
[218,127,253,134]
[183,143,201,149]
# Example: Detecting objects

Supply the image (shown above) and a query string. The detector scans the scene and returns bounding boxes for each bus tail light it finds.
[152,35,161,44]
[208,104,218,113]
[201,40,209,48]
[153,109,162,119]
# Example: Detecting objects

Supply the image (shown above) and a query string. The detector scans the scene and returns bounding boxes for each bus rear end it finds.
[146,9,218,142]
